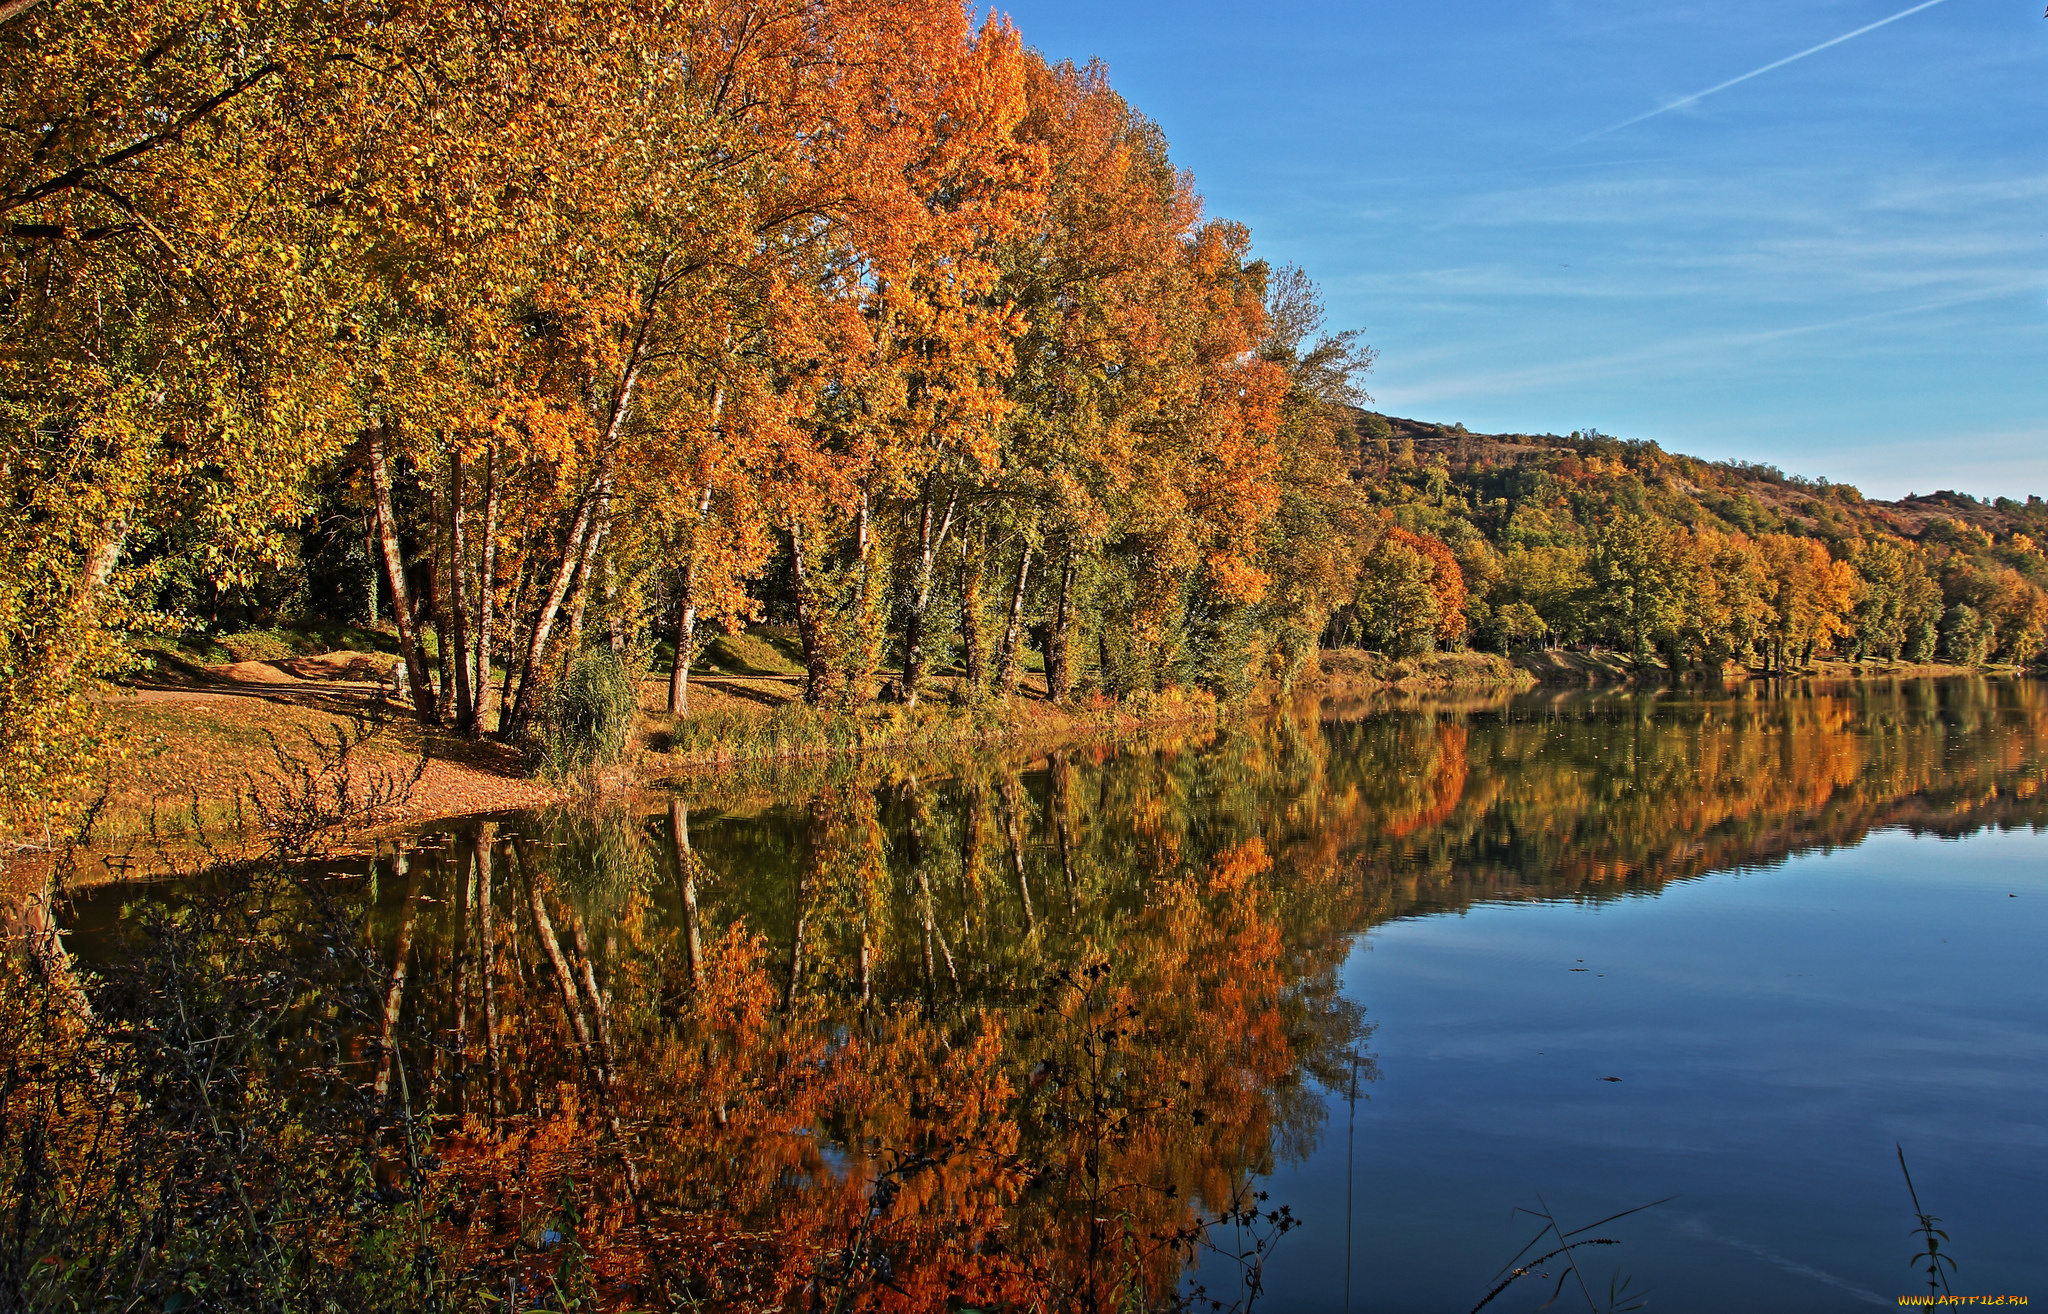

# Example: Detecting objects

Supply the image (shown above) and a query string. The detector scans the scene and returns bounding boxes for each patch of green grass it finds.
[698,627,804,676]
[1318,648,1532,689]
[154,622,398,666]
[536,650,638,780]
[650,701,862,761]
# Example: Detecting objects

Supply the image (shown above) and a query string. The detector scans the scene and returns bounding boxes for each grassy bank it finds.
[1509,647,2024,684]
[636,683,1222,776]
[48,637,1545,865]
[631,641,1554,778]
[1308,648,1536,696]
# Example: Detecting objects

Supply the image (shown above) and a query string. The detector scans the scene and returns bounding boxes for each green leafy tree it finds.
[1940,604,1993,665]
[1351,532,1440,655]
[1588,515,1687,659]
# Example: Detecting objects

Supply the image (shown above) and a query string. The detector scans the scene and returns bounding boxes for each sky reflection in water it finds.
[1264,827,2048,1313]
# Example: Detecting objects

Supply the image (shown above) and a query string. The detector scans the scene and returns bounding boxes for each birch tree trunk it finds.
[471,442,498,736]
[959,551,987,693]
[501,445,618,741]
[429,472,454,726]
[605,561,624,654]
[899,486,958,706]
[500,318,643,740]
[502,259,670,733]
[841,491,886,704]
[1045,545,1078,701]
[668,482,714,715]
[367,423,438,725]
[70,517,126,613]
[497,557,528,729]
[564,493,614,657]
[364,528,379,625]
[789,520,833,706]
[665,368,731,712]
[33,514,132,706]
[669,560,700,715]
[997,541,1033,695]
[448,450,474,736]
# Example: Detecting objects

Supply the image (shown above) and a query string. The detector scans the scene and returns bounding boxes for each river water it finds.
[64,678,2048,1312]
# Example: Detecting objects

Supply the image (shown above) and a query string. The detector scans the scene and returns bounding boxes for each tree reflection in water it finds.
[34,678,2048,1311]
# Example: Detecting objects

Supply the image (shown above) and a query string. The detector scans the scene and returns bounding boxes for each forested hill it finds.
[1328,410,2048,666]
[1360,411,2041,543]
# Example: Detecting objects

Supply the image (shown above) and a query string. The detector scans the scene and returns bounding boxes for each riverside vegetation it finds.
[9,1,2048,841]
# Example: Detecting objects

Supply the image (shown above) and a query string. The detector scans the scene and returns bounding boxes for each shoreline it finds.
[6,651,2034,902]
[1510,648,2024,685]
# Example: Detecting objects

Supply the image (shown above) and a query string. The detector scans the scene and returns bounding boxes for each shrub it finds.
[537,650,638,779]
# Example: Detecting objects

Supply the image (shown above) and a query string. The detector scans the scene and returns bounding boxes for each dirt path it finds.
[93,658,566,846]
[89,650,832,843]
[3,648,1138,904]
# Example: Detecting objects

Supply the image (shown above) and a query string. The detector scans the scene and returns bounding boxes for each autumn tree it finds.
[1757,532,1856,669]
[1,0,387,824]
[1587,514,1690,659]
[992,56,1203,700]
[1342,524,1465,656]
[1847,536,1938,661]
[1245,266,1374,686]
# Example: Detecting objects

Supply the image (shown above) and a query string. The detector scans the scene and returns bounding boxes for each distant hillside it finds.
[1355,410,2045,546]
[1331,410,2048,666]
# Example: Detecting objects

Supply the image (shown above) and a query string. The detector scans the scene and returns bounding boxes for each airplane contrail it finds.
[1571,0,1950,146]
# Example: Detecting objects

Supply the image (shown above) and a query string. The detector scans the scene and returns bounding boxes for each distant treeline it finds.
[5,2,2043,832]
[1337,418,2048,670]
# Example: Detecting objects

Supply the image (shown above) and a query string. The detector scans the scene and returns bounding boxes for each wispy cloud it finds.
[1337,157,2048,316]
[1666,1216,1889,1307]
[1375,280,2043,405]
[1568,0,1950,146]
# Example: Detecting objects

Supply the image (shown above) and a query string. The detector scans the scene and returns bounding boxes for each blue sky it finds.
[996,0,2048,500]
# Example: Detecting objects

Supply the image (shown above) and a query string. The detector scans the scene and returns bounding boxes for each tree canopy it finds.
[6,0,2045,836]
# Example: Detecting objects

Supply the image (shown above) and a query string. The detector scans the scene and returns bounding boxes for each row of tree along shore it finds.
[6,0,2045,835]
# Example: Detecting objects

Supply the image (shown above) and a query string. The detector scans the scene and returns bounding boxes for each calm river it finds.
[64,678,2048,1312]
